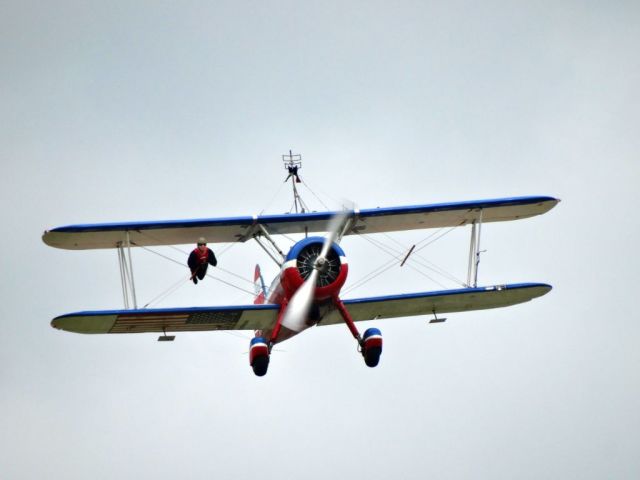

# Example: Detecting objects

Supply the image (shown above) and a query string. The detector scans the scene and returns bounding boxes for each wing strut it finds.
[466,209,484,287]
[253,224,285,267]
[117,231,138,309]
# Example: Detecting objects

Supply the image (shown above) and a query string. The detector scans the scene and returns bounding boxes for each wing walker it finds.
[43,152,559,376]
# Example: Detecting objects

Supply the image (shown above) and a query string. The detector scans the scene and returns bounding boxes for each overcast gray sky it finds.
[2,1,639,479]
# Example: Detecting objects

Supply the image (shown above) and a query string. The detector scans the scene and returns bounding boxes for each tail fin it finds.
[253,264,267,304]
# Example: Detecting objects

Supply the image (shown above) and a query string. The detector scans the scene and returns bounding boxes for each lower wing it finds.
[51,283,550,334]
[51,304,280,334]
[320,282,551,325]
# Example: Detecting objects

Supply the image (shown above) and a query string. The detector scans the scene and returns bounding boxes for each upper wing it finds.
[42,196,559,250]
[51,304,280,334]
[319,283,552,326]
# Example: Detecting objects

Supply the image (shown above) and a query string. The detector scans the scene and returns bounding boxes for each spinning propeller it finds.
[281,208,353,332]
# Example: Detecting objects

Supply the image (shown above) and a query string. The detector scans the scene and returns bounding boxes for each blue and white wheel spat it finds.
[249,337,269,376]
[362,327,383,367]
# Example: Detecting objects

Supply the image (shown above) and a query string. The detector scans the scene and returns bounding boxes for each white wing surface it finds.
[43,196,559,250]
[320,282,551,325]
[51,283,550,334]
[51,304,280,334]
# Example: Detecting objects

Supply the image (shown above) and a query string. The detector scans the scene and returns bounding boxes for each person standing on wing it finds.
[188,237,217,284]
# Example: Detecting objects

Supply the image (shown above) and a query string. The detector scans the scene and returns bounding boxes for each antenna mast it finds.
[282,150,307,213]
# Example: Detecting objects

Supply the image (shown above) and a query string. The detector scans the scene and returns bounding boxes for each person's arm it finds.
[188,251,197,270]
[208,249,217,267]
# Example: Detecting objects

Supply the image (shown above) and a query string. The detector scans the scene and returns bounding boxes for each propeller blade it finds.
[319,209,349,259]
[281,269,318,332]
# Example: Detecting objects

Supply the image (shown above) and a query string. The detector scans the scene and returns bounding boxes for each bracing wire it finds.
[136,244,256,297]
[280,232,297,243]
[413,225,461,253]
[366,234,464,287]
[343,256,402,295]
[164,239,239,261]
[396,225,468,286]
[408,256,467,287]
[299,178,334,211]
[137,244,189,269]
[143,274,189,308]
[258,179,288,216]
[128,188,468,304]
[343,224,466,294]
[136,232,253,287]
[299,177,457,291]
[378,231,466,286]
[402,263,448,289]
[222,330,252,341]
[202,271,255,296]
[361,233,404,257]
[342,234,404,294]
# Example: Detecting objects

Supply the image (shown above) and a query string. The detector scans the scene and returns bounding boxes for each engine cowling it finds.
[279,236,348,301]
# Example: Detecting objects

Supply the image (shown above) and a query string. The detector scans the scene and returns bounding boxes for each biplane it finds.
[43,186,559,376]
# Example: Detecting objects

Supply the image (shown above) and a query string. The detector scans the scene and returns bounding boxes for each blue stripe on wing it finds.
[48,196,558,233]
[342,282,552,306]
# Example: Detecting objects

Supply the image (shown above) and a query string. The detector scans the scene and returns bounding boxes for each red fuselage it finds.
[255,236,348,343]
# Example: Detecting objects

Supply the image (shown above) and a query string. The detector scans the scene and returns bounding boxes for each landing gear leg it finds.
[334,299,383,368]
[268,300,288,352]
